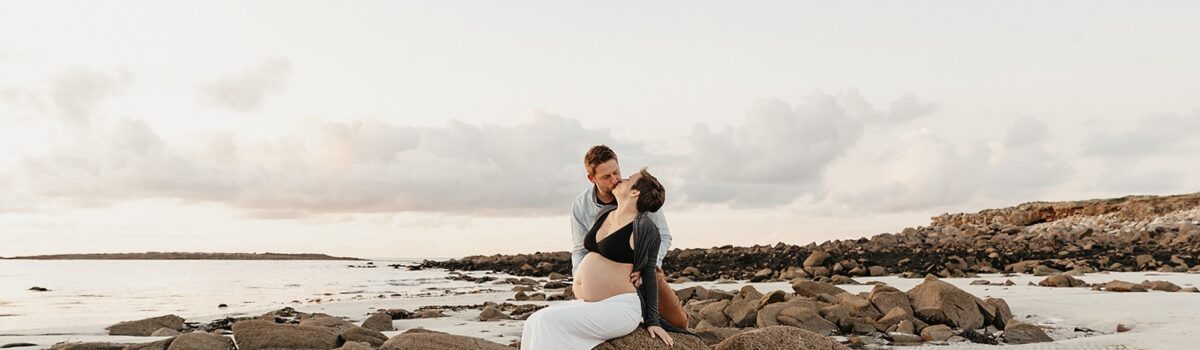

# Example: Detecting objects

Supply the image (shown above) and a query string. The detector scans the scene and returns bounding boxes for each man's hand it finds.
[630,271,641,287]
[647,326,674,346]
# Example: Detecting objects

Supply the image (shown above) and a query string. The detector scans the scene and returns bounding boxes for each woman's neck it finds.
[612,202,639,221]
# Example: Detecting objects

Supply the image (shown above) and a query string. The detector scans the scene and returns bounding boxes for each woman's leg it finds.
[521,294,641,350]
[655,267,690,329]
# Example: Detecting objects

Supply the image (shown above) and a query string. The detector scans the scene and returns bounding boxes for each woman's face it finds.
[613,173,642,201]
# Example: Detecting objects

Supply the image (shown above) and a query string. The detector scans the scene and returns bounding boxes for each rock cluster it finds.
[422,193,1200,281]
[643,276,1049,348]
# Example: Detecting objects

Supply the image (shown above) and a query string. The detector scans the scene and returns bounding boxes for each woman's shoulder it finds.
[634,213,660,236]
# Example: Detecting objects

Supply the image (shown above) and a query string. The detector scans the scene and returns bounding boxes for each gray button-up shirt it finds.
[570,185,671,275]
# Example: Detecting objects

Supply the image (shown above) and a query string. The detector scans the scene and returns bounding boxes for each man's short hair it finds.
[583,145,618,176]
[633,167,666,213]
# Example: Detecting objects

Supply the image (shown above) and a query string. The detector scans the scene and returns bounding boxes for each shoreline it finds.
[1,252,363,261]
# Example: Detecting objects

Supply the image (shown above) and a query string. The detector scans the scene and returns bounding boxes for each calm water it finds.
[0,259,507,334]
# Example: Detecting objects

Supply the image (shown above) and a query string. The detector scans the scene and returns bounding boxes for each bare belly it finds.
[573,252,637,302]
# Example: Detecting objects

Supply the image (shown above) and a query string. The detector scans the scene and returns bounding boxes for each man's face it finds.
[588,159,621,195]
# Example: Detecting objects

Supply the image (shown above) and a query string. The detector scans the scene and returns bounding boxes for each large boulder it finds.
[231,320,340,350]
[51,343,131,350]
[106,315,186,336]
[699,300,732,327]
[299,315,356,332]
[123,337,175,350]
[1103,280,1148,292]
[777,307,839,335]
[906,276,986,329]
[713,326,848,350]
[868,285,912,316]
[803,251,830,268]
[379,332,510,350]
[363,312,396,331]
[1141,280,1182,292]
[342,326,388,347]
[984,298,1013,329]
[1004,321,1053,344]
[592,329,708,350]
[791,281,847,298]
[920,324,953,342]
[1039,274,1086,287]
[165,333,234,350]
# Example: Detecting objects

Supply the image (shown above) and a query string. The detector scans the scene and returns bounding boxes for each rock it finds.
[888,332,922,343]
[1103,280,1148,292]
[106,315,187,336]
[722,299,758,328]
[362,311,395,331]
[791,280,847,298]
[755,302,790,328]
[693,327,744,346]
[513,291,530,301]
[413,310,448,318]
[478,304,511,321]
[970,280,991,285]
[123,338,175,350]
[300,315,356,332]
[231,320,339,350]
[1135,254,1155,268]
[777,307,839,335]
[829,275,859,285]
[874,306,926,333]
[548,272,567,280]
[1032,265,1062,276]
[907,276,986,329]
[333,342,374,350]
[699,300,732,327]
[28,287,50,292]
[834,293,880,319]
[756,290,786,309]
[150,328,181,337]
[750,268,774,282]
[713,326,849,350]
[920,324,954,342]
[1117,324,1133,332]
[1004,321,1053,344]
[49,343,130,350]
[593,329,708,350]
[804,251,831,268]
[1,344,38,349]
[1141,280,1182,292]
[379,332,511,350]
[868,266,887,276]
[342,326,388,347]
[984,298,1013,329]
[165,333,234,350]
[1039,274,1086,287]
[868,285,912,316]
[682,266,702,276]
[1182,287,1199,293]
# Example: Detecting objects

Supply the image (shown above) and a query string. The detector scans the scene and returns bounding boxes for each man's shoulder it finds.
[570,187,593,210]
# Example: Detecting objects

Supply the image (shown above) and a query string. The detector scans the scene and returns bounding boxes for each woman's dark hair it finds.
[633,167,666,213]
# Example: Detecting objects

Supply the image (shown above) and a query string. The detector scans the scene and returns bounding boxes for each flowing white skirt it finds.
[520,292,642,350]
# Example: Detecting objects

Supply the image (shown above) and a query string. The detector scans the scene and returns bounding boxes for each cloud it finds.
[1081,112,1200,157]
[680,90,936,208]
[8,110,634,217]
[200,58,290,112]
[829,118,1073,213]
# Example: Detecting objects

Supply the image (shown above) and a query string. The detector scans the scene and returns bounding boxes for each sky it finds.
[1,1,1198,259]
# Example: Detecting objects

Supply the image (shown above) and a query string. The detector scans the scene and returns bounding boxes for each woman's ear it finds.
[628,189,640,198]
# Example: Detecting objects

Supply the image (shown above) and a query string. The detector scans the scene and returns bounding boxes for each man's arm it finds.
[570,202,589,275]
[647,210,672,268]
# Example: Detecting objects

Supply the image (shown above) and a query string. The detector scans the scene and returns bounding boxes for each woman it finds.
[521,168,687,349]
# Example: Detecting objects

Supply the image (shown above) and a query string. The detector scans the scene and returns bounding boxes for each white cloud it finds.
[680,90,936,208]
[8,110,633,217]
[1081,112,1200,157]
[200,58,290,112]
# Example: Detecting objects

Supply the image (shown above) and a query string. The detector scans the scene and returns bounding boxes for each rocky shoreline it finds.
[420,192,1200,282]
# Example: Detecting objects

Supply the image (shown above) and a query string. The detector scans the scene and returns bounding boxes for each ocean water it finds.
[0,259,510,334]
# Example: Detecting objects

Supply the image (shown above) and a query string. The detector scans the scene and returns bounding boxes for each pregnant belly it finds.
[574,252,637,302]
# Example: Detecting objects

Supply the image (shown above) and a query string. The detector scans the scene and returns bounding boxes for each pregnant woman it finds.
[521,168,688,349]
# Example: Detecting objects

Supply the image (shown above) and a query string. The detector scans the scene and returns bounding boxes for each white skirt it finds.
[520,292,642,350]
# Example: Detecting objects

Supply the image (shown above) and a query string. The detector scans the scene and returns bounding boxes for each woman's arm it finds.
[633,217,662,327]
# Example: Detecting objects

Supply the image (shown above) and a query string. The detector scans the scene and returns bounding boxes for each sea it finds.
[0,259,509,335]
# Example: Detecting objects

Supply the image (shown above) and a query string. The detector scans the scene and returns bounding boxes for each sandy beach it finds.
[3,270,1197,350]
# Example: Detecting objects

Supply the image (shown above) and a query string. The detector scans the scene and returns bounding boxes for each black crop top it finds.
[584,210,636,264]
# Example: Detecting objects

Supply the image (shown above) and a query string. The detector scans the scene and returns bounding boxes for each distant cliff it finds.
[3,252,361,260]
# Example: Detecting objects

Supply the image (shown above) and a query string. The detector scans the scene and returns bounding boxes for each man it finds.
[570,144,687,329]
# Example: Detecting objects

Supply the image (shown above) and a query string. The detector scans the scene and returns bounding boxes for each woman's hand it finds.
[647,326,674,346]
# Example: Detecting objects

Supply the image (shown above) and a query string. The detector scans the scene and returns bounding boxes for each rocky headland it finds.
[421,192,1200,282]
